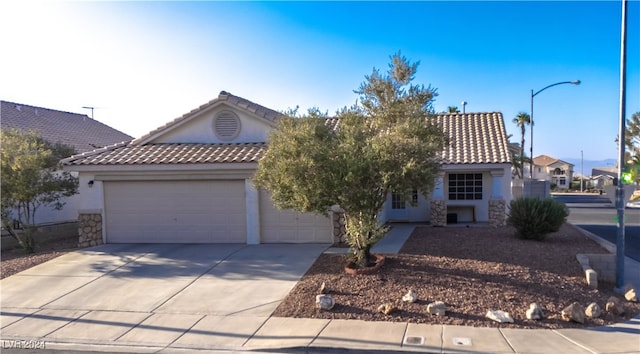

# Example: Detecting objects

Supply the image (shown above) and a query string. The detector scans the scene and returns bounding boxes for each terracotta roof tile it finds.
[62,142,266,166]
[433,112,511,164]
[532,154,572,167]
[1,101,133,154]
[63,111,510,167]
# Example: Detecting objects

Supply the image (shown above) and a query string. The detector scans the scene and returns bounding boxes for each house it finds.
[1,100,133,225]
[532,155,574,190]
[590,167,617,189]
[61,92,512,246]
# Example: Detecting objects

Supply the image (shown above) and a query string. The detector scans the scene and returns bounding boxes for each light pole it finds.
[581,150,584,192]
[529,80,581,179]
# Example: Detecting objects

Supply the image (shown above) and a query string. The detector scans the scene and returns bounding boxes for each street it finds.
[553,193,640,262]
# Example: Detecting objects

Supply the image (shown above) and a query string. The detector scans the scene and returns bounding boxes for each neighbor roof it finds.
[1,101,133,154]
[62,94,511,167]
[533,154,573,167]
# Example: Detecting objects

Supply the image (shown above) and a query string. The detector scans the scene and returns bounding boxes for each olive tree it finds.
[1,129,78,252]
[254,53,447,268]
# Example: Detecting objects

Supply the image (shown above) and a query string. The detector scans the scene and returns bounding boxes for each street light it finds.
[529,80,581,179]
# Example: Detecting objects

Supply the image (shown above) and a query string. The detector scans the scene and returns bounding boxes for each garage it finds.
[104,180,247,243]
[259,190,332,243]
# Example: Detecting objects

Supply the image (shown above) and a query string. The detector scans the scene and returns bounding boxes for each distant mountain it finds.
[561,158,617,177]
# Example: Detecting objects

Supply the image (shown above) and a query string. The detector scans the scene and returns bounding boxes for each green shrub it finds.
[507,197,569,241]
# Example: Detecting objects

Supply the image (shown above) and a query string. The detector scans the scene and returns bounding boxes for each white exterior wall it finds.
[153,107,274,144]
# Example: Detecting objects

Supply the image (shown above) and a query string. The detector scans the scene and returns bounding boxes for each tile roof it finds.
[133,91,282,144]
[63,111,510,167]
[434,112,511,164]
[1,101,133,154]
[533,154,573,167]
[62,142,266,166]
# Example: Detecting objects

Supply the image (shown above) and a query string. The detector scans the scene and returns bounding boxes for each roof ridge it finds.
[132,91,283,146]
[1,100,89,118]
[61,140,131,164]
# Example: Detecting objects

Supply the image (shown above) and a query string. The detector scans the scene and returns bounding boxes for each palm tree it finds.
[512,112,531,178]
[447,106,460,113]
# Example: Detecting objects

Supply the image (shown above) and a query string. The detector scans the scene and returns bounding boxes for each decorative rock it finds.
[315,294,335,310]
[525,303,544,320]
[606,296,625,315]
[319,281,329,294]
[378,302,397,315]
[585,269,598,289]
[427,301,447,316]
[561,302,585,323]
[486,310,514,323]
[402,290,417,303]
[585,302,601,318]
[624,287,637,302]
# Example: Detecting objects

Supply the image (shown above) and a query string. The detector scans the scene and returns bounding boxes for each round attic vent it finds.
[213,110,241,141]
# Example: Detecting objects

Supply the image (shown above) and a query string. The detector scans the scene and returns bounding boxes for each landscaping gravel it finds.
[273,224,640,329]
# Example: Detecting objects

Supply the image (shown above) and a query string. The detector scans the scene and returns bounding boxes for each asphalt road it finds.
[553,193,640,262]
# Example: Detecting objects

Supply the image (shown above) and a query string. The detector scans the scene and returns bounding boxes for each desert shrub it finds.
[507,197,569,241]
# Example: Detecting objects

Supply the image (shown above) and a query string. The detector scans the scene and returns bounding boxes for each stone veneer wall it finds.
[430,200,446,226]
[332,208,347,245]
[78,213,103,247]
[488,199,506,227]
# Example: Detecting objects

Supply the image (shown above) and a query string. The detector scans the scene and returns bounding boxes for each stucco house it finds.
[1,100,133,225]
[532,155,574,190]
[590,167,617,189]
[62,92,512,246]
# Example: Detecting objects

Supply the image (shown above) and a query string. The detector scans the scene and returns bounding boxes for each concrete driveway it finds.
[0,243,327,349]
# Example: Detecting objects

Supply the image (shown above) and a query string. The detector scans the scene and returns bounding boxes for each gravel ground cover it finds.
[1,235,78,279]
[273,224,640,329]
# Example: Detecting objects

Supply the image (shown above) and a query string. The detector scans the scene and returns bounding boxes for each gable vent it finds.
[213,110,241,141]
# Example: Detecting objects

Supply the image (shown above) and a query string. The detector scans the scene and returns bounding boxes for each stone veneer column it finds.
[330,205,346,245]
[78,213,103,247]
[488,199,506,227]
[430,172,446,226]
[489,170,506,227]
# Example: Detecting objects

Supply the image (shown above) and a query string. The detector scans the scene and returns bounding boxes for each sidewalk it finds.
[2,310,639,353]
[2,224,639,354]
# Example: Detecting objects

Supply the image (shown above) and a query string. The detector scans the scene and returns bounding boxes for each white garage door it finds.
[259,191,332,243]
[104,180,246,243]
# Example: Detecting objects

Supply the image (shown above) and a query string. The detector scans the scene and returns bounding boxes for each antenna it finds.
[82,106,94,119]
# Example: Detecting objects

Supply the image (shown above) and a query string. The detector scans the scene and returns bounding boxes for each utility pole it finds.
[614,0,627,292]
[581,150,584,192]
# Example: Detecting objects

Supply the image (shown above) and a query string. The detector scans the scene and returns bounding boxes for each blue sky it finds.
[1,1,638,161]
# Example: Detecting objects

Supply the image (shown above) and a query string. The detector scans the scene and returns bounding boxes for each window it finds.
[448,173,483,200]
[559,177,566,185]
[391,193,405,209]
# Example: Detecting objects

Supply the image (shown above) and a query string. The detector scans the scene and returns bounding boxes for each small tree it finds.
[1,129,79,252]
[254,52,447,268]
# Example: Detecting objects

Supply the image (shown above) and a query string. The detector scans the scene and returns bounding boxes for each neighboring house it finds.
[62,91,512,246]
[532,155,574,190]
[590,167,617,189]
[1,101,133,225]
